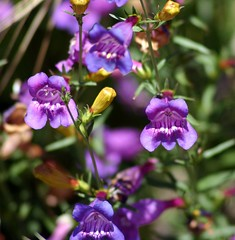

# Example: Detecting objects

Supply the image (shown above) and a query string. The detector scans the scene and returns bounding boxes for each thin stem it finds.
[78,16,83,84]
[139,0,161,92]
[64,100,102,189]
[186,157,198,206]
[85,138,102,189]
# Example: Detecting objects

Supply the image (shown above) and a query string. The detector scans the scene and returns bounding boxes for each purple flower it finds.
[85,16,138,75]
[107,0,128,7]
[114,75,152,113]
[24,72,78,129]
[0,0,13,30]
[113,198,184,240]
[140,91,197,151]
[85,126,143,178]
[48,214,73,240]
[109,159,157,202]
[52,0,116,34]
[56,31,92,73]
[70,198,124,240]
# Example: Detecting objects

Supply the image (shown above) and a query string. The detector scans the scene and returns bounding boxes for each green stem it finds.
[139,0,161,92]
[64,101,102,189]
[85,138,102,189]
[186,157,198,206]
[77,14,83,85]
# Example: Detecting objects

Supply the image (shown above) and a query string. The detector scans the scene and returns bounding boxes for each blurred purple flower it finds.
[108,0,128,7]
[56,31,92,73]
[24,72,78,129]
[0,0,13,27]
[70,198,124,240]
[114,75,152,113]
[52,0,116,34]
[85,16,138,75]
[140,91,197,151]
[18,81,32,106]
[86,127,143,178]
[109,158,157,202]
[48,214,73,240]
[113,198,185,240]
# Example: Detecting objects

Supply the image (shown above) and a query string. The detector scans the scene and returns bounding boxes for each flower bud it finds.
[156,1,180,21]
[34,162,80,190]
[70,0,90,15]
[90,87,116,114]
[84,68,111,82]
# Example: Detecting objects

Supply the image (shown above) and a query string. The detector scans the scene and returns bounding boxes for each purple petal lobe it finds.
[145,98,168,121]
[48,75,70,92]
[177,122,197,149]
[24,101,47,129]
[169,98,188,117]
[28,72,48,97]
[73,204,93,222]
[140,123,161,152]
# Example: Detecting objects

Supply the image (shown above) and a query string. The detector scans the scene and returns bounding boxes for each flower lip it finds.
[79,210,114,237]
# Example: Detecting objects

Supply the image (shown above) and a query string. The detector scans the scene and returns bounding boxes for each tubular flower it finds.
[109,158,157,202]
[70,199,124,240]
[24,72,78,129]
[85,16,139,75]
[140,90,197,151]
[113,198,185,240]
[56,31,92,73]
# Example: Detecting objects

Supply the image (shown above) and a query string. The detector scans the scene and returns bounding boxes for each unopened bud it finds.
[85,68,111,82]
[70,0,90,15]
[156,1,180,21]
[34,162,80,190]
[91,87,116,114]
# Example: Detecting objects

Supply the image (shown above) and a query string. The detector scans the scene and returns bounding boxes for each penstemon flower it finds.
[24,72,78,129]
[140,90,197,151]
[85,16,139,75]
[113,197,185,240]
[70,198,124,240]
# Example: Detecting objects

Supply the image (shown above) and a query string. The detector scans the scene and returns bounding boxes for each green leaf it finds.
[189,16,208,31]
[157,59,166,71]
[201,226,235,239]
[197,171,235,192]
[0,59,7,67]
[45,136,76,152]
[173,36,211,54]
[203,139,235,159]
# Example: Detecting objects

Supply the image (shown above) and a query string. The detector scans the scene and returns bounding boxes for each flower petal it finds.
[92,199,114,219]
[48,75,70,92]
[89,23,107,43]
[145,98,168,121]
[116,50,133,75]
[161,140,176,151]
[177,122,197,150]
[28,72,48,97]
[86,51,116,73]
[169,98,188,117]
[140,123,161,152]
[111,225,125,240]
[72,204,93,222]
[24,101,47,129]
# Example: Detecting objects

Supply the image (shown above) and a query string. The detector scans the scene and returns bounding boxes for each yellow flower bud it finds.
[91,87,117,114]
[156,1,180,21]
[85,68,111,82]
[70,0,90,15]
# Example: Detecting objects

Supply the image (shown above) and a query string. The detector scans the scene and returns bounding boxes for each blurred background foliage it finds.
[1,0,235,239]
